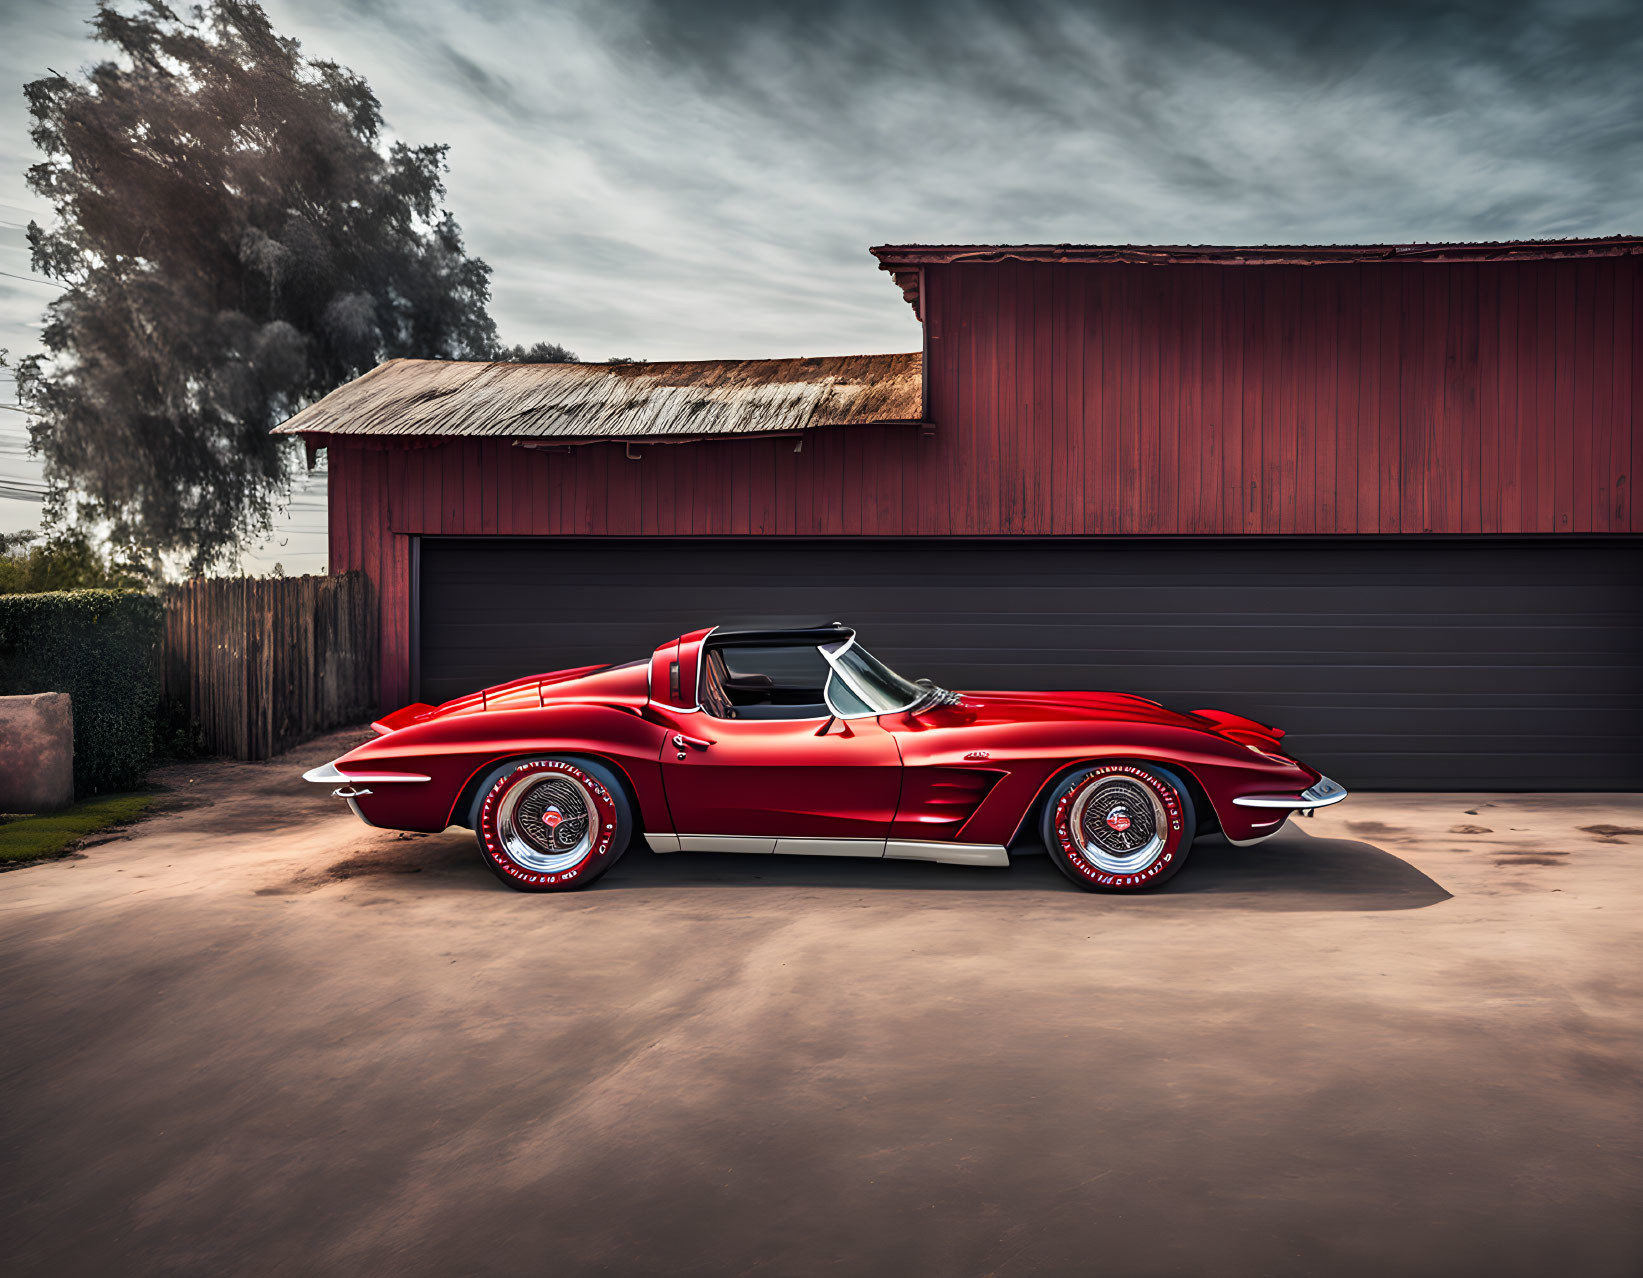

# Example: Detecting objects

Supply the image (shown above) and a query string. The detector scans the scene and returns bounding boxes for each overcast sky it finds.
[2,0,1640,568]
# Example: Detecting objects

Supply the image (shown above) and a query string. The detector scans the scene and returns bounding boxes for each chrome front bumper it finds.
[301,760,429,786]
[302,759,430,824]
[1231,775,1348,811]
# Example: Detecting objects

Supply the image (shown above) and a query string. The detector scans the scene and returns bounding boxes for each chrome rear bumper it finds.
[1231,775,1348,810]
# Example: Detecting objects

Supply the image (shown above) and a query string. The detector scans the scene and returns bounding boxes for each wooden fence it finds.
[160,573,378,760]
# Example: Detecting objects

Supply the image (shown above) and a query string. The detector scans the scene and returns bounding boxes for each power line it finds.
[0,269,66,290]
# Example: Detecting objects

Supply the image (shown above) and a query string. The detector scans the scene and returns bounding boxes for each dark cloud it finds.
[601,0,1641,203]
[435,44,534,119]
[525,0,1642,252]
[594,0,1634,86]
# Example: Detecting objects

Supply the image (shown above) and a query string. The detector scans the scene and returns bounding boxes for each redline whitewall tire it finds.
[472,757,633,892]
[1040,763,1196,892]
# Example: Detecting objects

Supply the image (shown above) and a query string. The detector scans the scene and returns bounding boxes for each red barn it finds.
[276,239,1643,790]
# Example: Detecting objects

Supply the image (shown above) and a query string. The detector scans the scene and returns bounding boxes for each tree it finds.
[497,341,578,364]
[16,0,498,571]
[0,529,147,594]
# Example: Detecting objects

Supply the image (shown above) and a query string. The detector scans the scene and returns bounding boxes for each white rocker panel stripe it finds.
[645,834,1009,866]
[885,840,1010,867]
[775,837,886,858]
[678,834,777,854]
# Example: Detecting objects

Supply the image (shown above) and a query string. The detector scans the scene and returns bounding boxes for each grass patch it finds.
[0,793,158,863]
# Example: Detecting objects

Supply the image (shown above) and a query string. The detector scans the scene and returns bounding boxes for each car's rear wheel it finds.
[1040,763,1195,892]
[472,757,632,892]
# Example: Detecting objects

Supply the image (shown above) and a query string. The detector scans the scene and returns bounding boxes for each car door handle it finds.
[672,733,714,750]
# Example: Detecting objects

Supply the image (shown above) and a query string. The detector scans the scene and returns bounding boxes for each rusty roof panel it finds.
[272,352,923,440]
[871,237,1643,268]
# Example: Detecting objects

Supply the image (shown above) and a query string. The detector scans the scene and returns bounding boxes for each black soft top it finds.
[706,622,854,647]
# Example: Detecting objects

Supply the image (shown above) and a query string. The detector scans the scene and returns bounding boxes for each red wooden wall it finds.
[328,256,1641,706]
[923,259,1637,537]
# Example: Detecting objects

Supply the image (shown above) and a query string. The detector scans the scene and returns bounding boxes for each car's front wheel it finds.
[471,757,633,892]
[1040,763,1196,892]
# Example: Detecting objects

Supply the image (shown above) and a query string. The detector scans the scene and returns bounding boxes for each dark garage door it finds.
[418,538,1643,790]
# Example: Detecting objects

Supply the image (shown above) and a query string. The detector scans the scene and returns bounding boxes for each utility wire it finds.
[0,269,66,289]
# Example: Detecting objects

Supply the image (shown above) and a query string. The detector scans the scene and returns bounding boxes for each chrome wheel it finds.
[495,772,600,873]
[1067,776,1168,874]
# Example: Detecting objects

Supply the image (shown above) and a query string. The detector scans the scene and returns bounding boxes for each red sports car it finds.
[304,623,1347,893]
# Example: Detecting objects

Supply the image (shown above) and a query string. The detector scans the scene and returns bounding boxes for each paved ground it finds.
[1,727,1640,1277]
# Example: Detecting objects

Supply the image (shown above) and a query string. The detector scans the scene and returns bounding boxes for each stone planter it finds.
[0,692,74,812]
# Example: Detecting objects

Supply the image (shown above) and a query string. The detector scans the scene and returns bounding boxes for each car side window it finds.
[718,645,830,689]
[706,643,832,720]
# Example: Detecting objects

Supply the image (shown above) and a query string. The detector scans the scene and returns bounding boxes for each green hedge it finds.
[0,590,163,795]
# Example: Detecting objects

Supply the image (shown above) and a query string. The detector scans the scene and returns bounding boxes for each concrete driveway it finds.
[2,727,1640,1276]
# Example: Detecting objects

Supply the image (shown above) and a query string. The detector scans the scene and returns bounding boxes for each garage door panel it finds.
[911,630,1629,661]
[943,666,1630,700]
[418,538,1642,790]
[1304,753,1641,790]
[1236,708,1643,738]
[843,625,1635,659]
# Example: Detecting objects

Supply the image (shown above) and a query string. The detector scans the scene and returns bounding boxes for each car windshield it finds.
[821,640,928,715]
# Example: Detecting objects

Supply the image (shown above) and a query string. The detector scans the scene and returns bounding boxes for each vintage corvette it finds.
[303,623,1347,893]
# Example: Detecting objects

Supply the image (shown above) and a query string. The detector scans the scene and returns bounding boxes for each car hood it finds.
[939,688,1286,748]
[946,688,1201,728]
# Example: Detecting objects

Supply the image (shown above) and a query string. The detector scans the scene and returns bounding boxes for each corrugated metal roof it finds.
[872,236,1643,267]
[272,352,923,441]
[872,238,1643,313]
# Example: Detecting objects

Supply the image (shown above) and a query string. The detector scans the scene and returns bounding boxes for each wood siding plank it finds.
[1573,261,1597,533]
[1616,259,1636,531]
